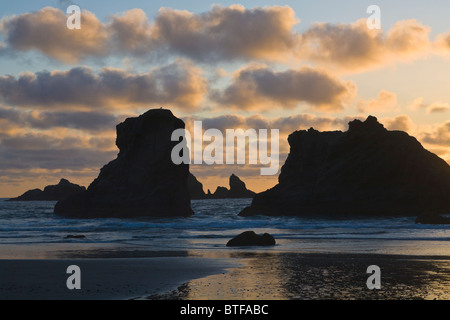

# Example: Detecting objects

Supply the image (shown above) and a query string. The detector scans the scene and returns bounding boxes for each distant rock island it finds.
[54,109,193,218]
[212,174,256,199]
[240,116,450,218]
[189,173,256,199]
[7,179,85,202]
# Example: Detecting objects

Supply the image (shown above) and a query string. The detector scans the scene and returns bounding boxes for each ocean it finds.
[1,198,450,257]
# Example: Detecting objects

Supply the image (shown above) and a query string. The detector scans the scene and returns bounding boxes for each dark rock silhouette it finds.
[415,214,450,225]
[226,231,276,247]
[7,179,86,201]
[211,186,230,199]
[239,116,450,218]
[229,174,255,198]
[188,173,256,199]
[210,174,256,199]
[188,173,206,199]
[54,109,193,218]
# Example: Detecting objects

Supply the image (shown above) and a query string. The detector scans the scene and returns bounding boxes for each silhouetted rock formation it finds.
[188,173,206,199]
[54,109,193,218]
[415,214,450,225]
[188,174,256,199]
[212,186,230,199]
[229,174,254,198]
[239,116,450,218]
[226,231,276,247]
[7,179,85,201]
[210,174,256,199]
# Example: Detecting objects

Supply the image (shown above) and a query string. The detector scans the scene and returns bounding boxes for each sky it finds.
[0,0,449,197]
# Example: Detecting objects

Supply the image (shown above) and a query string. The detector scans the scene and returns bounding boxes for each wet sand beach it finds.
[0,254,234,300]
[2,243,450,300]
[149,252,450,300]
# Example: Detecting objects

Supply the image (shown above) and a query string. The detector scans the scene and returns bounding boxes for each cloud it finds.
[108,8,155,57]
[433,31,450,55]
[408,97,449,113]
[385,20,431,55]
[299,19,431,72]
[0,131,116,170]
[0,59,207,110]
[415,121,450,164]
[422,122,450,147]
[151,5,300,63]
[427,103,449,114]
[0,7,109,63]
[384,115,413,132]
[357,90,397,113]
[408,97,428,110]
[0,6,437,70]
[210,64,356,111]
[0,107,125,132]
[88,136,116,151]
[109,5,301,62]
[0,5,300,64]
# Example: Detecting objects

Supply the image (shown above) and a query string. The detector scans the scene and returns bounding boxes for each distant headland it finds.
[7,179,85,202]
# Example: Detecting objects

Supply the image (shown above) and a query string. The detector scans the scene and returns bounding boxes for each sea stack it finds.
[239,116,450,217]
[211,174,256,199]
[54,109,193,218]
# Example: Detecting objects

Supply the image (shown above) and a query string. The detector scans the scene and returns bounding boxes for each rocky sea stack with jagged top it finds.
[210,174,256,199]
[239,116,450,218]
[54,109,193,218]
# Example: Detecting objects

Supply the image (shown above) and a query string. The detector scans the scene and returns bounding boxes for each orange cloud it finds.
[422,122,450,147]
[408,97,449,113]
[385,19,431,55]
[433,31,450,55]
[383,115,413,132]
[108,8,155,56]
[0,6,437,71]
[299,19,431,72]
[357,90,397,113]
[0,7,109,63]
[427,103,449,114]
[210,64,356,111]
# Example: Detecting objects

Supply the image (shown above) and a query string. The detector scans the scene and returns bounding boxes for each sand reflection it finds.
[164,252,450,300]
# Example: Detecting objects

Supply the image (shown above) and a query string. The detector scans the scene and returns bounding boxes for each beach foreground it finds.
[0,254,233,300]
[1,247,450,300]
